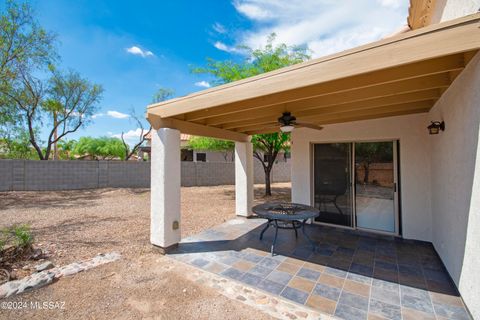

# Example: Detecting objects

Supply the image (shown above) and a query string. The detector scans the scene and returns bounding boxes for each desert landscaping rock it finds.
[34,261,54,272]
[0,252,121,298]
[0,185,289,319]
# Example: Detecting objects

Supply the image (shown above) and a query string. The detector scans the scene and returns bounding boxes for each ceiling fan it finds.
[277,112,323,132]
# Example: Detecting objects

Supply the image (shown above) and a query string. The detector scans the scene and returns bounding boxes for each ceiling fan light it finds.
[280,125,294,133]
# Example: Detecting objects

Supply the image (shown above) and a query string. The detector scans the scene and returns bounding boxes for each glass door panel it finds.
[313,143,353,227]
[354,141,396,233]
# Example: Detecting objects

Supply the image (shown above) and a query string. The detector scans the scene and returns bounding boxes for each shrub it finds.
[0,224,34,252]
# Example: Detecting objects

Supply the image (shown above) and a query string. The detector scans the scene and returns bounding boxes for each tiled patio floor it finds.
[169,218,470,320]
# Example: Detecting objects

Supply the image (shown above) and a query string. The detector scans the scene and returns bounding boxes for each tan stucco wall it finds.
[291,113,432,241]
[429,52,480,319]
[430,0,480,24]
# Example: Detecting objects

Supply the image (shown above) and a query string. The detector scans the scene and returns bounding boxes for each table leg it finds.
[271,220,279,256]
[259,219,271,240]
[301,219,316,250]
[292,221,298,238]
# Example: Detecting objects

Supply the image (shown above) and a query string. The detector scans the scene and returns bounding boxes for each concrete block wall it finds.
[0,159,290,191]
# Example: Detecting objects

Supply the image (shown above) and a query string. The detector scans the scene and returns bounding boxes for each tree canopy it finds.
[73,137,126,160]
[193,34,310,195]
[0,1,103,160]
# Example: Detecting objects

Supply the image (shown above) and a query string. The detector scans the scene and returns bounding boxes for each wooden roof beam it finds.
[221,92,439,130]
[189,54,464,123]
[237,100,433,134]
[147,114,249,142]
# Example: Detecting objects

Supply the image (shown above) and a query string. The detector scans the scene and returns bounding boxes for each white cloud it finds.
[214,41,238,53]
[233,1,272,21]
[212,22,227,34]
[377,0,403,9]
[222,0,408,58]
[92,110,130,119]
[194,81,211,88]
[107,110,129,119]
[126,46,154,58]
[111,128,146,146]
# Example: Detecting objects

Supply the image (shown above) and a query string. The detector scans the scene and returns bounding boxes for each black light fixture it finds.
[427,121,445,135]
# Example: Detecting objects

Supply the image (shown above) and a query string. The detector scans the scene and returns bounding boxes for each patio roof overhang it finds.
[146,13,480,142]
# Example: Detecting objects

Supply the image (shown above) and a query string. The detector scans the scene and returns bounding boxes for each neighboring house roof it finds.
[408,0,437,30]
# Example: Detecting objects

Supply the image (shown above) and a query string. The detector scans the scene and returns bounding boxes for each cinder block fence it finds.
[0,160,291,191]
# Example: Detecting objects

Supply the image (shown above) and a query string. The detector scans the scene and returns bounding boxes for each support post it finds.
[235,139,254,217]
[150,128,181,253]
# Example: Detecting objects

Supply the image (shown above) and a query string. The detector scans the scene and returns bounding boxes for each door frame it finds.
[310,140,401,236]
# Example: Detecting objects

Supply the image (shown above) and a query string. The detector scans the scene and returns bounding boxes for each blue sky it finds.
[33,0,409,144]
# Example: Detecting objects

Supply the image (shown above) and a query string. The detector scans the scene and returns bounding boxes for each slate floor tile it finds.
[369,299,401,320]
[297,267,321,281]
[371,286,400,306]
[266,270,293,286]
[242,252,264,263]
[350,262,374,277]
[343,279,370,297]
[306,295,337,314]
[433,302,470,320]
[334,303,367,320]
[220,267,244,281]
[248,265,273,278]
[347,272,373,285]
[319,273,345,288]
[338,291,369,311]
[325,266,348,278]
[312,283,341,301]
[190,258,210,268]
[276,262,301,274]
[258,257,281,269]
[257,279,285,295]
[203,261,228,274]
[232,260,255,272]
[401,307,436,320]
[239,272,263,286]
[288,276,315,293]
[280,286,309,305]
[401,293,434,314]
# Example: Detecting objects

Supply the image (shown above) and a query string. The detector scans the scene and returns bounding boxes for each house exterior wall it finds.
[430,0,480,24]
[428,52,480,319]
[291,113,432,242]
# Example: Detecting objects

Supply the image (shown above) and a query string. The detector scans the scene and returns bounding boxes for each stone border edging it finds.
[166,257,336,320]
[0,252,121,299]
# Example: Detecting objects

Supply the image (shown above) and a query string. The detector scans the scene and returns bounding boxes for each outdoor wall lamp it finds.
[427,121,445,135]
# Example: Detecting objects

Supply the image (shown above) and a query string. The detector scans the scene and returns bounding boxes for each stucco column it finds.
[235,140,254,217]
[150,128,181,253]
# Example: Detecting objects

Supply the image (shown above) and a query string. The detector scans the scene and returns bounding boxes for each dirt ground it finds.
[0,183,290,320]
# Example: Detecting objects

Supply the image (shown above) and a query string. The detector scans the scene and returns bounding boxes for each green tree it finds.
[2,67,103,160]
[152,87,175,104]
[73,136,126,160]
[0,0,56,139]
[187,136,234,161]
[193,34,310,195]
[0,130,37,159]
[355,142,393,184]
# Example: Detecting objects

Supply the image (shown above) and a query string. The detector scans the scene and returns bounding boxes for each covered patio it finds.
[146,12,480,320]
[169,217,468,319]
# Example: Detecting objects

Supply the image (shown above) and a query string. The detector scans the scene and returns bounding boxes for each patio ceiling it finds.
[146,13,480,141]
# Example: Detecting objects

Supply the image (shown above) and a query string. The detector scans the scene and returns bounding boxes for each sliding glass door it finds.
[313,141,399,235]
[355,142,397,233]
[313,143,354,227]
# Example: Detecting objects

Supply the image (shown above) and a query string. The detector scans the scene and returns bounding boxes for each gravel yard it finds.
[0,183,290,320]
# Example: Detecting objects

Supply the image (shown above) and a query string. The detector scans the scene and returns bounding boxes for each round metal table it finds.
[252,202,320,255]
